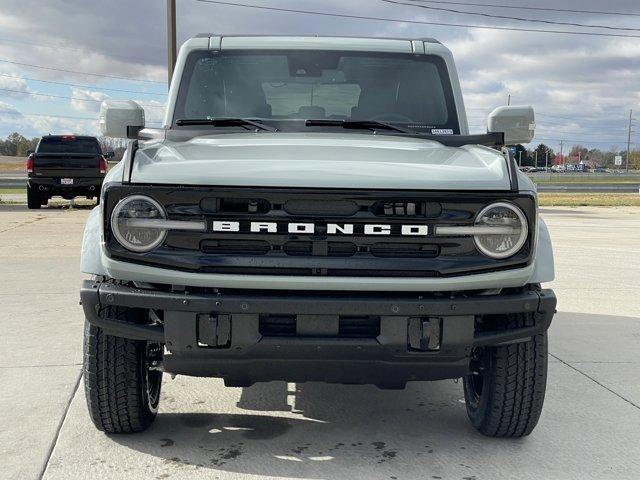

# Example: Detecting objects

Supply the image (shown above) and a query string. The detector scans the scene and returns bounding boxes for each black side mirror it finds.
[26,150,34,156]
[104,151,115,159]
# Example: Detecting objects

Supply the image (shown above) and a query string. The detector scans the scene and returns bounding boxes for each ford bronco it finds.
[80,35,556,437]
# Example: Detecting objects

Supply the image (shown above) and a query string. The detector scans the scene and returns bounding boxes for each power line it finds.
[467,108,587,120]
[0,111,96,121]
[405,0,640,17]
[0,37,157,64]
[467,111,631,125]
[468,110,633,125]
[536,137,636,145]
[0,110,162,124]
[0,59,166,84]
[0,73,166,96]
[381,0,640,32]
[193,0,640,38]
[0,87,165,107]
[535,124,633,134]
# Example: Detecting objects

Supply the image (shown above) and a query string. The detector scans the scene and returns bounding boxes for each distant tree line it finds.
[0,131,637,169]
[0,132,127,161]
[513,142,639,169]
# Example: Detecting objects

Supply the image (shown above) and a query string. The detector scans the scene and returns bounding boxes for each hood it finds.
[131,132,511,190]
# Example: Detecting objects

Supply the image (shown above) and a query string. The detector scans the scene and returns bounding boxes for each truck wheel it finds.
[27,186,41,209]
[83,307,163,433]
[463,315,548,438]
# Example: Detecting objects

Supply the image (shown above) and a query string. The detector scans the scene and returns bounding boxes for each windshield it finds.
[37,137,101,155]
[173,50,460,133]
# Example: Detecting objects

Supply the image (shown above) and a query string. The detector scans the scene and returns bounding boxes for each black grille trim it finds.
[104,186,537,277]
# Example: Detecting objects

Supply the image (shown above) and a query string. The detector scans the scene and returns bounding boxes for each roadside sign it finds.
[615,155,623,166]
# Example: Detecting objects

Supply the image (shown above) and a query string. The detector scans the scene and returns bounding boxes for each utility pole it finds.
[627,109,633,173]
[560,140,564,169]
[545,149,548,171]
[507,94,511,106]
[167,0,177,86]
[534,150,538,168]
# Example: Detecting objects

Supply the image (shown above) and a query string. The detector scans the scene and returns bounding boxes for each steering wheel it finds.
[367,113,414,123]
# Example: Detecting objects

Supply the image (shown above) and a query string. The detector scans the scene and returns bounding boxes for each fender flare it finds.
[529,217,555,284]
[80,206,108,276]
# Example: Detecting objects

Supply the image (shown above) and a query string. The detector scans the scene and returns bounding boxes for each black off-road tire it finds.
[463,314,548,438]
[27,186,41,209]
[83,307,163,433]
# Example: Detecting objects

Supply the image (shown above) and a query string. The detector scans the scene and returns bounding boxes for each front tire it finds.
[83,307,163,433]
[463,314,548,438]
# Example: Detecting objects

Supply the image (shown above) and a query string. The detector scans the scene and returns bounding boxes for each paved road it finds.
[1,205,639,480]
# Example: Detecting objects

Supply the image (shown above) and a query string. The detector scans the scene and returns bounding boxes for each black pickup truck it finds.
[26,135,113,209]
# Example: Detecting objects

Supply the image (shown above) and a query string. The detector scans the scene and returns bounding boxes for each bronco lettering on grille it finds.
[211,221,431,236]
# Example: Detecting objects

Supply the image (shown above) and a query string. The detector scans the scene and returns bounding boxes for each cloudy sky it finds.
[0,0,639,153]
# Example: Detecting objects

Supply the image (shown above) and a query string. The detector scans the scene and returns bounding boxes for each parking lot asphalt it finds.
[1,204,639,480]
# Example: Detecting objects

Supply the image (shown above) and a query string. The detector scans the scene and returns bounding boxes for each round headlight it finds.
[474,202,528,259]
[111,195,167,252]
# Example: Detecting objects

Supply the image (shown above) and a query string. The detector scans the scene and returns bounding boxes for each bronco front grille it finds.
[104,186,536,277]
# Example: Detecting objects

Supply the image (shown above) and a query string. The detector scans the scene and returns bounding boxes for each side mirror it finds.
[99,100,145,139]
[26,150,34,156]
[488,106,535,145]
[104,151,115,159]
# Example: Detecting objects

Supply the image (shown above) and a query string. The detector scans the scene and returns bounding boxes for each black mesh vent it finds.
[370,243,439,258]
[328,242,357,257]
[372,201,442,217]
[200,197,271,214]
[283,242,357,257]
[284,199,359,216]
[339,316,381,338]
[259,315,380,338]
[283,241,312,256]
[201,240,270,255]
[259,315,296,336]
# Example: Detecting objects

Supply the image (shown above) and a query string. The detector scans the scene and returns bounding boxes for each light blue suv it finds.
[80,35,556,437]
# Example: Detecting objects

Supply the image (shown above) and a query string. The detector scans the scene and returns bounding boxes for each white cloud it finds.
[69,88,109,113]
[0,73,34,98]
[0,101,97,137]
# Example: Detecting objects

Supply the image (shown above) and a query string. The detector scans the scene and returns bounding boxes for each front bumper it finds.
[80,280,556,387]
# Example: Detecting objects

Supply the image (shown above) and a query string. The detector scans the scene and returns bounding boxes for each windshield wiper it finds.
[175,118,278,132]
[305,119,417,135]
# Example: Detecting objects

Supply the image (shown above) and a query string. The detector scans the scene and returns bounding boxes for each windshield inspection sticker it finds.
[431,129,454,135]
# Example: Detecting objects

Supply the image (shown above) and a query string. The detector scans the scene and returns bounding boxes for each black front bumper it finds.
[80,280,556,387]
